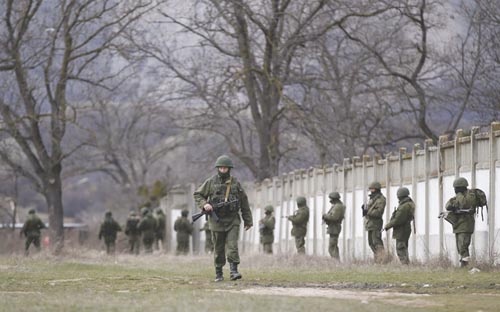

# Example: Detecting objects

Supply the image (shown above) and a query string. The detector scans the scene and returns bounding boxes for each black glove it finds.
[361,204,367,217]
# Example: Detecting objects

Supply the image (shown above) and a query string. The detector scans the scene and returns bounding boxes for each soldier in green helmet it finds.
[322,192,345,260]
[154,208,166,251]
[125,210,141,255]
[384,187,415,264]
[445,177,479,267]
[20,209,46,256]
[138,207,157,253]
[193,155,253,282]
[362,181,386,262]
[259,205,276,254]
[98,211,122,255]
[174,209,193,255]
[287,197,310,254]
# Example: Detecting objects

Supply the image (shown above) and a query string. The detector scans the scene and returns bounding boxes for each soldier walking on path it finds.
[384,187,415,265]
[322,192,345,260]
[193,155,253,282]
[98,211,122,255]
[138,207,157,254]
[288,197,309,255]
[362,181,386,263]
[125,211,141,255]
[20,209,46,256]
[259,205,276,254]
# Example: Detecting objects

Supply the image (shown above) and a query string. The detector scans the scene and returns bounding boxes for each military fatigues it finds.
[194,173,253,277]
[138,211,157,253]
[364,191,386,261]
[20,212,46,255]
[445,189,477,265]
[385,197,415,264]
[125,214,141,255]
[323,199,345,260]
[174,215,193,255]
[155,210,166,250]
[201,222,213,254]
[98,215,122,254]
[259,213,275,254]
[288,200,309,254]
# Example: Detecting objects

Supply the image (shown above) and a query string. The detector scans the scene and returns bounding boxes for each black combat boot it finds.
[214,267,223,282]
[229,263,242,280]
[460,260,468,268]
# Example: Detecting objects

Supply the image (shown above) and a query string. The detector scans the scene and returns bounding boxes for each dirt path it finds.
[221,286,441,308]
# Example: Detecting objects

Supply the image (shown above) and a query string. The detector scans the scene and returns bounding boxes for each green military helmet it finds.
[214,155,234,168]
[328,192,341,200]
[368,181,382,190]
[397,187,410,198]
[28,208,36,214]
[264,205,274,214]
[453,177,469,188]
[296,196,307,206]
[141,207,150,216]
[181,209,189,217]
[105,211,112,217]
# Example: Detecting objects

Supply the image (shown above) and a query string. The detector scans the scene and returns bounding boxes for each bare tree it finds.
[0,0,157,252]
[130,0,389,180]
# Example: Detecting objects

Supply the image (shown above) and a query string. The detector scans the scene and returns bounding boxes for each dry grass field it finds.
[1,249,500,311]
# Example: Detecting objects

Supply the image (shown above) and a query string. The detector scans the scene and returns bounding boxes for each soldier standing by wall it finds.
[322,192,345,260]
[444,177,480,267]
[174,209,193,255]
[384,187,415,265]
[20,209,46,256]
[362,181,386,263]
[155,208,166,251]
[287,197,309,255]
[125,211,141,255]
[98,211,122,255]
[200,221,213,254]
[193,155,253,282]
[138,207,157,254]
[259,205,276,254]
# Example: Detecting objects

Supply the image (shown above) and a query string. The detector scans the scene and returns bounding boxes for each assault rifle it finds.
[192,199,239,223]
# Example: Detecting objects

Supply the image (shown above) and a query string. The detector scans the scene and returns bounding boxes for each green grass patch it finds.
[0,251,499,311]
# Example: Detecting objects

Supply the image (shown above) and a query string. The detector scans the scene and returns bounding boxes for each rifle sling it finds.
[224,177,232,202]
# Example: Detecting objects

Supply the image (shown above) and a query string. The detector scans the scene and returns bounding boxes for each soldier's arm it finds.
[385,206,409,229]
[445,197,458,211]
[239,187,253,228]
[193,179,212,209]
[368,197,386,218]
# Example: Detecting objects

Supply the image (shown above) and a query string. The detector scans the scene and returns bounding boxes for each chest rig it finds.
[210,176,241,218]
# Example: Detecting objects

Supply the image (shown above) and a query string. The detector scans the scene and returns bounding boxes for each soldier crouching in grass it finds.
[193,155,253,282]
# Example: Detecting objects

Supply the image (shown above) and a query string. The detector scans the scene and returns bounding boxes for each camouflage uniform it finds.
[322,192,345,260]
[445,177,478,267]
[138,208,157,253]
[259,205,275,254]
[288,197,310,254]
[363,182,386,262]
[20,209,46,255]
[174,210,193,255]
[155,208,166,250]
[384,187,415,264]
[193,155,253,282]
[98,211,122,254]
[125,211,141,255]
[201,222,213,254]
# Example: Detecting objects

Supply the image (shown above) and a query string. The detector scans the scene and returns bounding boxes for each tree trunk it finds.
[44,169,64,254]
